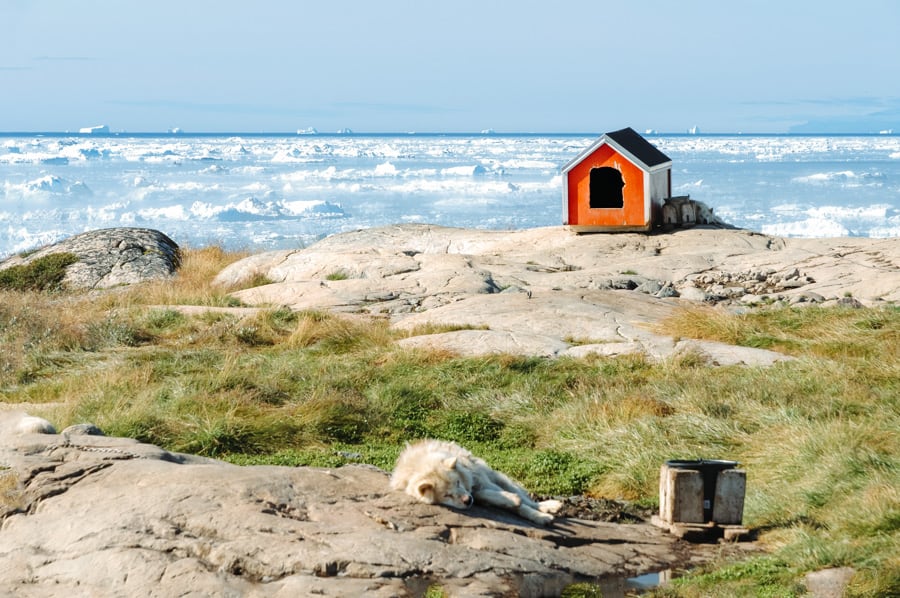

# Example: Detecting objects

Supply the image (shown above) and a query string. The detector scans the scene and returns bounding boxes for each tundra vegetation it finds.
[0,245,897,597]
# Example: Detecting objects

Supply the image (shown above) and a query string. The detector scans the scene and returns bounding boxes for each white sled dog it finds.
[390,439,563,525]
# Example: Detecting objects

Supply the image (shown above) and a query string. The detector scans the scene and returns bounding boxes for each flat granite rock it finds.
[216,224,900,308]
[210,224,900,364]
[0,411,704,597]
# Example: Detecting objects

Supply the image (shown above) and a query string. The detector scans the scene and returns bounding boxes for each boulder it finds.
[0,411,702,597]
[0,227,180,289]
[804,567,856,598]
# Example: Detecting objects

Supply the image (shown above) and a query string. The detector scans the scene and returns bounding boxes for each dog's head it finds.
[411,456,474,509]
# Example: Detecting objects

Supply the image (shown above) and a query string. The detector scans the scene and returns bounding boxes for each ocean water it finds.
[2,132,899,258]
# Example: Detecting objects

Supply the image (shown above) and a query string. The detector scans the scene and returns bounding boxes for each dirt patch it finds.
[546,495,653,523]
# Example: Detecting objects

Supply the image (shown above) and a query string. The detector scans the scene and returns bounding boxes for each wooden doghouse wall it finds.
[566,144,648,228]
[648,168,671,224]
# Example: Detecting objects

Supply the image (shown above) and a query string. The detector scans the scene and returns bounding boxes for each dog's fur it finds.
[390,439,562,525]
[15,415,56,435]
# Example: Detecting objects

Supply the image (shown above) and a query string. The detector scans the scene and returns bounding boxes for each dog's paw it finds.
[530,510,555,525]
[538,499,563,514]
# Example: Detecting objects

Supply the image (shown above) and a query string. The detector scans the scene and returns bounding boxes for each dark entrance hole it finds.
[589,166,624,209]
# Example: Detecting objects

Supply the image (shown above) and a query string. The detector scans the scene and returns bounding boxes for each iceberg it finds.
[79,125,110,135]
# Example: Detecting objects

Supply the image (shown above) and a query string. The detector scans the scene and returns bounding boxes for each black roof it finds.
[605,127,671,167]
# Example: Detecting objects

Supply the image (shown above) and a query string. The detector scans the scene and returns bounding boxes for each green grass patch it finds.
[325,269,351,281]
[0,252,79,292]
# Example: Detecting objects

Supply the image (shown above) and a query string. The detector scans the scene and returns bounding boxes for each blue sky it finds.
[3,0,899,133]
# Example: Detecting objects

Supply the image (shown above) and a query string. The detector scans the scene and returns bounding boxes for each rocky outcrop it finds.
[0,228,180,289]
[214,225,899,363]
[0,411,704,597]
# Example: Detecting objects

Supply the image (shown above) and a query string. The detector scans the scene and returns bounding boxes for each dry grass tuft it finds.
[286,311,393,351]
[0,469,22,513]
[125,245,252,306]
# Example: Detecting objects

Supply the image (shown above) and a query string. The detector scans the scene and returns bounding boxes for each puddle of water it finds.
[563,570,673,597]
[626,570,670,593]
[404,569,674,597]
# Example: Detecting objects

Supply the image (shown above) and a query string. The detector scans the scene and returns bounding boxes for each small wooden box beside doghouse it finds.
[562,127,706,232]
[651,459,751,542]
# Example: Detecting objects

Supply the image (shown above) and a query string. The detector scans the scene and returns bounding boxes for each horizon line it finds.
[0,129,897,137]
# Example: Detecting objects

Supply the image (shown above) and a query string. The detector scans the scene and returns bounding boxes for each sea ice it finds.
[2,133,898,258]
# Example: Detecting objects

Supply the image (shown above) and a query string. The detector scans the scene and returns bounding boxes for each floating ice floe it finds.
[440,165,487,176]
[792,170,884,186]
[5,175,91,196]
[185,198,346,222]
[374,162,399,176]
[762,218,851,238]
